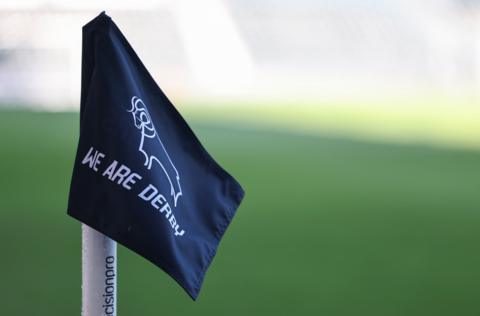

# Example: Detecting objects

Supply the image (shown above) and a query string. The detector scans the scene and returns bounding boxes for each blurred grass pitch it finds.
[0,108,479,316]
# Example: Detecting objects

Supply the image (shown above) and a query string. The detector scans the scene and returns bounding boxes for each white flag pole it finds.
[82,224,117,316]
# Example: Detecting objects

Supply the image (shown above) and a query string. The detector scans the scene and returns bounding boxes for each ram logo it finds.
[127,96,182,206]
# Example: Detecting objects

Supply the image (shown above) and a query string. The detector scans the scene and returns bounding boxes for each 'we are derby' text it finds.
[80,146,185,237]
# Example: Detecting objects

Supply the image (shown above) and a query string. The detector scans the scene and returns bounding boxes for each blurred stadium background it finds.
[1,0,480,315]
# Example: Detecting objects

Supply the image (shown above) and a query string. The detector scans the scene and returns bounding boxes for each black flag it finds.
[67,12,245,300]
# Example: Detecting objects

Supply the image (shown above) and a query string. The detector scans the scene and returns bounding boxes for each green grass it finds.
[0,110,479,315]
[183,95,480,150]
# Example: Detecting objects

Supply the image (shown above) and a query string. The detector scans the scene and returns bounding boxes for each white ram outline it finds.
[127,96,182,206]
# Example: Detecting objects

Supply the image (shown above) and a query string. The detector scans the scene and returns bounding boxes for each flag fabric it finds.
[67,12,245,300]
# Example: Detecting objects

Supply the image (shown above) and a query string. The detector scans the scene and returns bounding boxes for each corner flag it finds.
[67,12,245,300]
